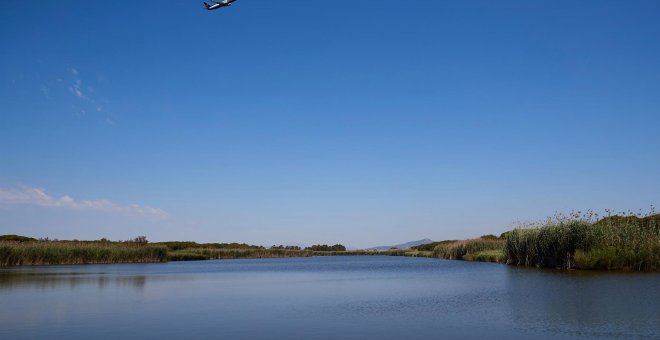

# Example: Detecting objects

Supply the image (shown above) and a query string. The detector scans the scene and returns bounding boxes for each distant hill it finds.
[365,238,434,251]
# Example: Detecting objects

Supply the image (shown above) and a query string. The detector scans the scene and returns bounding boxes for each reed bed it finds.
[432,238,505,262]
[411,240,458,252]
[316,249,435,257]
[311,250,373,256]
[469,250,505,263]
[0,241,167,266]
[152,241,264,251]
[167,248,314,261]
[503,213,660,270]
[387,250,434,258]
[166,248,433,261]
[312,250,394,256]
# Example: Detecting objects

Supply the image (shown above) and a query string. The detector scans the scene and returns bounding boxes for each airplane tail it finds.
[203,2,211,9]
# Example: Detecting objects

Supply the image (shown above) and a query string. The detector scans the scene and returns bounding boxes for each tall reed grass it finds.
[432,238,505,262]
[0,241,167,266]
[167,248,314,261]
[503,212,659,270]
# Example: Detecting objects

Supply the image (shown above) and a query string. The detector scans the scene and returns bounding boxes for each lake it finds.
[1,256,658,339]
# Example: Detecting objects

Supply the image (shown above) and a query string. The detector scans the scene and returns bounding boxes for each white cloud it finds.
[69,79,84,98]
[55,67,116,124]
[0,186,168,219]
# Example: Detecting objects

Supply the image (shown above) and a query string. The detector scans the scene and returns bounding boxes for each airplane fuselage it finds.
[204,0,234,10]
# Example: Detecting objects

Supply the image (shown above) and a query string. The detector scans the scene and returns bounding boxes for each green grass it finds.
[0,241,167,266]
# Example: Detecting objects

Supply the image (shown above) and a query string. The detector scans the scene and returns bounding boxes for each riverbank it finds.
[0,241,322,265]
[0,240,435,266]
[0,241,167,266]
[167,248,313,261]
[415,213,660,271]
[2,213,657,270]
[503,213,660,271]
[166,248,435,261]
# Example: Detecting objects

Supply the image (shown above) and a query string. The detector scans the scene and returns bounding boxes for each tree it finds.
[305,244,346,251]
[129,236,148,245]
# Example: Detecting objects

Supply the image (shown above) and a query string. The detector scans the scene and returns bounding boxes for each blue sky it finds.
[1,0,659,248]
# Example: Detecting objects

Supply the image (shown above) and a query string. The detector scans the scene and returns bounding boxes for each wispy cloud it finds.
[69,79,84,98]
[64,68,115,124]
[0,186,168,219]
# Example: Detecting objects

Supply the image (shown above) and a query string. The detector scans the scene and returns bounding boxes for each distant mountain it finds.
[365,238,434,251]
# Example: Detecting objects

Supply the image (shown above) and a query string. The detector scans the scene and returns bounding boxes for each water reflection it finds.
[0,272,147,291]
[505,267,660,338]
[0,257,658,339]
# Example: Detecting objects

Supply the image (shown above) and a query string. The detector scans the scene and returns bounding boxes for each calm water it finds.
[1,256,658,339]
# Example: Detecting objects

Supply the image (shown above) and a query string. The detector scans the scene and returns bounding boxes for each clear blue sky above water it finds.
[1,0,659,247]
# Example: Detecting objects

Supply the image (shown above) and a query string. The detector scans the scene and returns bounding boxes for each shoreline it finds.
[4,254,659,276]
[1,246,656,272]
[1,248,656,273]
[2,213,658,271]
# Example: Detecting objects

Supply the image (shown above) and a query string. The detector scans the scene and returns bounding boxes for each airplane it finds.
[203,0,238,11]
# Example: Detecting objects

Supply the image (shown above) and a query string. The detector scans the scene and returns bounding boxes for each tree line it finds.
[305,244,346,251]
